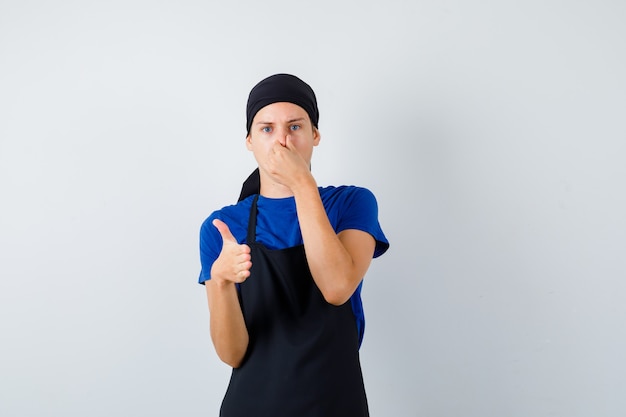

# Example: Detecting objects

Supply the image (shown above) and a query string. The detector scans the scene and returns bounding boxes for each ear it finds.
[245,134,253,151]
[312,127,321,147]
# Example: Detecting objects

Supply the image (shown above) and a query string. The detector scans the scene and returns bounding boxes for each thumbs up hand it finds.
[210,219,252,284]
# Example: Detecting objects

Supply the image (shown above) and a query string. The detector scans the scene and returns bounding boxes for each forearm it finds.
[292,177,362,305]
[205,280,249,368]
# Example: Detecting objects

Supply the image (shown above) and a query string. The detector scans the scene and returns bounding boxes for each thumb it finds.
[212,219,237,243]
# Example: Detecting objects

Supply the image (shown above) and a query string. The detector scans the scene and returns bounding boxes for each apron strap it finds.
[246,194,259,244]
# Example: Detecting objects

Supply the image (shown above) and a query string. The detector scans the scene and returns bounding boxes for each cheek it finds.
[289,131,309,143]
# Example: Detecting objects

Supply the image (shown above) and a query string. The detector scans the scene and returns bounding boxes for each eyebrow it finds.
[255,117,307,125]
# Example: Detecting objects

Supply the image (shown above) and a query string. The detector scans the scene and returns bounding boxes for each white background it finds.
[1,1,625,416]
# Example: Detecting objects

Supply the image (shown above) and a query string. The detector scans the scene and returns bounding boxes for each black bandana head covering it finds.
[245,73,319,134]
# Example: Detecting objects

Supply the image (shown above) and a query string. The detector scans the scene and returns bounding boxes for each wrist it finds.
[290,172,317,197]
[211,275,236,289]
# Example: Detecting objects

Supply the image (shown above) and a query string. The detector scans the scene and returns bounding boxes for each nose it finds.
[276,127,289,146]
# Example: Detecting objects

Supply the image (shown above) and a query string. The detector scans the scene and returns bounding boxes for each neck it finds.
[259,180,294,199]
[257,165,315,199]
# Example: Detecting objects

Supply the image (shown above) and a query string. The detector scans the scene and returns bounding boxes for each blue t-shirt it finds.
[198,185,389,346]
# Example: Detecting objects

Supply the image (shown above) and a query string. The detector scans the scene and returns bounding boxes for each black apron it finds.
[220,195,369,417]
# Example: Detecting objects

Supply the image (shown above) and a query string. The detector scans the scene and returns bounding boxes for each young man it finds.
[199,74,389,416]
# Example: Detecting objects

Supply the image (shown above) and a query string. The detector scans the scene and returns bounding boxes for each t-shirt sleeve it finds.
[334,187,390,258]
[198,214,223,284]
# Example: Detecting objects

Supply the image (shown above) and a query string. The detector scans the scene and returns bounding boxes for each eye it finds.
[290,124,301,131]
[261,126,272,133]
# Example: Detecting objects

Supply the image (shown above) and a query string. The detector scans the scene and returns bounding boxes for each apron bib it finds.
[219,195,369,417]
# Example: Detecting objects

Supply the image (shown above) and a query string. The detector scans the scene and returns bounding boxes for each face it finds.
[246,101,320,168]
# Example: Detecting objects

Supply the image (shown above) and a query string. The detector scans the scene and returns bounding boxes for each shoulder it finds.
[319,185,379,213]
[320,185,389,258]
[200,195,255,244]
[318,184,380,227]
[320,185,377,203]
